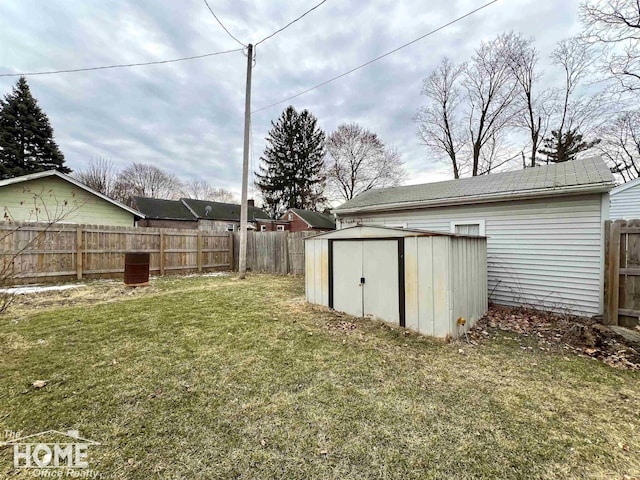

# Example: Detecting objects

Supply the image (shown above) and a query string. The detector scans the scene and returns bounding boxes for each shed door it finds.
[332,241,364,318]
[362,241,400,324]
[331,240,401,325]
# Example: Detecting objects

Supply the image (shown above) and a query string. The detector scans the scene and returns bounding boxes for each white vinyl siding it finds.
[610,183,640,220]
[338,194,606,316]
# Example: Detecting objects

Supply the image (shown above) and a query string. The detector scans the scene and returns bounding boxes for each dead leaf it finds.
[32,380,47,389]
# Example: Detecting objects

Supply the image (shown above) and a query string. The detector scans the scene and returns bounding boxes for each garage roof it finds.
[334,157,615,214]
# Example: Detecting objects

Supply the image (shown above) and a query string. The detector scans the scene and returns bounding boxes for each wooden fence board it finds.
[0,222,232,285]
[604,219,640,326]
[231,231,316,275]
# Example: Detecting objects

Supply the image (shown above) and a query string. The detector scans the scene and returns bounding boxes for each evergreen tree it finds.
[538,128,600,163]
[0,77,69,179]
[255,106,326,217]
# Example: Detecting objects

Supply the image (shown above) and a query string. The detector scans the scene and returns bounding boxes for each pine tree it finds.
[255,106,326,217]
[538,128,600,163]
[0,77,69,179]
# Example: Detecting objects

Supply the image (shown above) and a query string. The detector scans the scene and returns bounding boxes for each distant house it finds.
[255,218,290,232]
[333,157,615,316]
[610,177,640,220]
[133,197,271,232]
[0,170,143,226]
[133,197,198,229]
[280,208,336,232]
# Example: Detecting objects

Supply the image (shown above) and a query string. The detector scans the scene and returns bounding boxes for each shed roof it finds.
[0,170,144,218]
[334,157,615,214]
[287,208,336,229]
[132,197,196,221]
[304,225,484,240]
[181,198,271,221]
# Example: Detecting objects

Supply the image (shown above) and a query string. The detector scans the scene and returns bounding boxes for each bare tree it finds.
[0,189,86,314]
[114,163,181,205]
[551,38,595,136]
[580,0,640,93]
[415,58,467,178]
[504,32,553,167]
[464,33,521,176]
[325,123,405,202]
[74,157,118,197]
[598,110,640,181]
[180,179,237,203]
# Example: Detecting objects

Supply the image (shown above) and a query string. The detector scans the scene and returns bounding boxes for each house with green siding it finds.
[0,170,143,226]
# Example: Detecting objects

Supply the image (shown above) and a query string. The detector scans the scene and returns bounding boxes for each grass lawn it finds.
[0,274,638,479]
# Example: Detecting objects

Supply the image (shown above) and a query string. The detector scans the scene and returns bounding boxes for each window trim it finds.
[276,225,285,232]
[450,220,485,236]
[260,225,266,232]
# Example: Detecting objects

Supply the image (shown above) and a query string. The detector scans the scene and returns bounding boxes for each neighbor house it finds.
[280,208,336,232]
[333,157,615,316]
[0,170,143,226]
[255,218,290,232]
[609,176,640,220]
[133,197,272,232]
[134,197,198,229]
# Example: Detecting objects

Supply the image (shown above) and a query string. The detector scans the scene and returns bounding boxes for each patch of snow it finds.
[0,284,86,295]
[183,272,231,278]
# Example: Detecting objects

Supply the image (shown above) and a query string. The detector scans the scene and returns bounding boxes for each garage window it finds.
[451,220,485,236]
[277,225,285,231]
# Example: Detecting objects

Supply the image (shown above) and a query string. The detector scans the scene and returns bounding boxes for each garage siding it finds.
[338,194,606,316]
[610,183,640,220]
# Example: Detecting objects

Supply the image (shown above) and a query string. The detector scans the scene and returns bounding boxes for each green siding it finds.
[0,176,135,226]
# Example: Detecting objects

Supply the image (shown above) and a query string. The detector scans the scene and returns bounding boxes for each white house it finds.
[610,176,640,220]
[333,157,615,316]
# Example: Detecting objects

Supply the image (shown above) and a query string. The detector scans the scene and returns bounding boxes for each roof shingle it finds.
[289,209,335,229]
[334,157,615,212]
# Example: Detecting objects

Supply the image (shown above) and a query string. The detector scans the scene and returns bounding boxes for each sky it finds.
[0,0,585,199]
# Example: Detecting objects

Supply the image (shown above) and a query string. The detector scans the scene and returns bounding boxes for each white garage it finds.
[304,225,488,339]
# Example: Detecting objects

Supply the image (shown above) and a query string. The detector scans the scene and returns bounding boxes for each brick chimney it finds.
[247,199,255,207]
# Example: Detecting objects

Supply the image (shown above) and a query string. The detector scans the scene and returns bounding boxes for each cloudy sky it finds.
[0,0,584,198]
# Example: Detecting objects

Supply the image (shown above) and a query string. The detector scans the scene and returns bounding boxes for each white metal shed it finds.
[305,225,487,339]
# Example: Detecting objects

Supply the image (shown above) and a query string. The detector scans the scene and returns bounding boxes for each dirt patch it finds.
[6,280,161,316]
[469,305,640,371]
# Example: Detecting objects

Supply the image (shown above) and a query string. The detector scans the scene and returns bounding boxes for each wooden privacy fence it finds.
[232,231,316,275]
[604,219,640,326]
[0,222,233,284]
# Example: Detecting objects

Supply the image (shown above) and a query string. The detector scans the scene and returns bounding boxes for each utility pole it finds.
[238,43,253,279]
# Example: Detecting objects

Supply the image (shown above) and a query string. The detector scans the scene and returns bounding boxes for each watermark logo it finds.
[1,430,102,477]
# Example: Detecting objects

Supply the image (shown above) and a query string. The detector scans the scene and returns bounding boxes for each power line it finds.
[201,0,246,48]
[255,0,329,46]
[0,48,243,77]
[252,0,499,113]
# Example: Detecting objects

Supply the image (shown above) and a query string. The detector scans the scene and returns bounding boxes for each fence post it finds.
[604,220,621,325]
[229,232,234,270]
[159,231,165,276]
[197,231,203,273]
[76,225,83,280]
